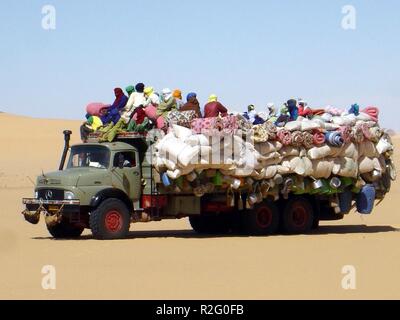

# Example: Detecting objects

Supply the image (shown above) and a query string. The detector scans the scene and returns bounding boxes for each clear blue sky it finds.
[0,0,399,129]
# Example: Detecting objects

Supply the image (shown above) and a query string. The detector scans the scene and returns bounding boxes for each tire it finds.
[242,201,280,235]
[189,215,231,234]
[89,198,130,240]
[47,219,84,239]
[281,197,314,234]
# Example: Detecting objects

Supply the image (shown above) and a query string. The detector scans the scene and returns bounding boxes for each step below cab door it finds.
[111,151,141,200]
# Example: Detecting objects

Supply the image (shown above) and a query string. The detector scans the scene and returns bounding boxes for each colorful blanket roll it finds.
[325,131,344,147]
[302,132,314,149]
[277,129,292,146]
[167,110,197,128]
[313,131,326,146]
[191,115,238,135]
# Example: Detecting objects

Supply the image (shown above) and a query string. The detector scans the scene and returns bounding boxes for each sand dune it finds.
[1,113,400,299]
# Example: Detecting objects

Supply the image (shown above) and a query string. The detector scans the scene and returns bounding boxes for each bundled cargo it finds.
[153,106,395,214]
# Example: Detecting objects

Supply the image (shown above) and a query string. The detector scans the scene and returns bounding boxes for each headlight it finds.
[34,191,38,199]
[64,191,75,200]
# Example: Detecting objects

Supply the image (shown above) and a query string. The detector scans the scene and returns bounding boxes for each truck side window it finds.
[113,152,136,168]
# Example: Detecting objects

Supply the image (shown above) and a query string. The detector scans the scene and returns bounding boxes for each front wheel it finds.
[89,199,130,240]
[47,219,84,239]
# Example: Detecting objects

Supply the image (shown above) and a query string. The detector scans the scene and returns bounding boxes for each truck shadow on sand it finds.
[32,224,399,241]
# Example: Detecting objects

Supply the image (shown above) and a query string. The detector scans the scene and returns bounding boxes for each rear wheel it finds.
[281,197,314,234]
[47,219,84,239]
[90,199,130,240]
[242,201,280,235]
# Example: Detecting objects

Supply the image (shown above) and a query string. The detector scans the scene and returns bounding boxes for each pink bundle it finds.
[86,102,109,116]
[221,115,239,134]
[302,132,314,149]
[338,126,352,143]
[145,104,158,121]
[362,106,379,122]
[277,129,292,146]
[313,131,325,146]
[325,106,344,116]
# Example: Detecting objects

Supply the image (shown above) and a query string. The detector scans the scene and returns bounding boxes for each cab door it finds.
[111,151,141,200]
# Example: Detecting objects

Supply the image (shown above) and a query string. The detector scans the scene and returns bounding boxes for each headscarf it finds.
[135,83,145,93]
[125,85,135,96]
[173,89,182,100]
[208,94,218,103]
[162,88,172,101]
[266,103,275,113]
[144,87,154,96]
[186,92,197,102]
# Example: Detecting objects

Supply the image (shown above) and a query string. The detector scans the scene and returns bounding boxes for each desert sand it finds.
[0,112,399,300]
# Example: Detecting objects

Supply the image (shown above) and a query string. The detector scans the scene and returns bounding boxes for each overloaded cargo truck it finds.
[21,129,395,240]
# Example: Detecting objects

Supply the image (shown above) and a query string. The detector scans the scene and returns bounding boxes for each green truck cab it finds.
[22,131,201,239]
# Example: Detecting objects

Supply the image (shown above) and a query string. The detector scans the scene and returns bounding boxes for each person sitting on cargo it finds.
[127,104,152,133]
[243,105,265,125]
[121,83,146,123]
[287,98,299,121]
[275,103,290,127]
[173,89,184,109]
[143,86,160,107]
[298,99,313,118]
[243,104,257,122]
[180,92,202,118]
[156,88,178,119]
[266,103,278,123]
[101,88,128,125]
[204,94,228,118]
[80,114,103,142]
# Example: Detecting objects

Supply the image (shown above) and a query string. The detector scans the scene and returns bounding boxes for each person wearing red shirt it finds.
[204,94,228,118]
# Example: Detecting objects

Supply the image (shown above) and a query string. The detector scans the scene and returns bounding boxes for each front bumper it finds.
[22,198,81,213]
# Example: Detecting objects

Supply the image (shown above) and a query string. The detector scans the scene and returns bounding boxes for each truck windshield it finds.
[67,145,110,169]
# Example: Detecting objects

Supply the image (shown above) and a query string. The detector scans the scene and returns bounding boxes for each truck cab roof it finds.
[72,141,136,152]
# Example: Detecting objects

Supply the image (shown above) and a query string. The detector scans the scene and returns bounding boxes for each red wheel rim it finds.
[104,210,123,232]
[256,207,273,228]
[291,204,308,228]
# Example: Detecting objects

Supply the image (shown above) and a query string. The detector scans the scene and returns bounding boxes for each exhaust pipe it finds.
[59,130,72,170]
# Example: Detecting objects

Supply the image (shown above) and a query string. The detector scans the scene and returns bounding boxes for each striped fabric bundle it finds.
[264,122,277,140]
[291,131,304,147]
[277,129,292,146]
[302,132,314,149]
[325,131,344,147]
